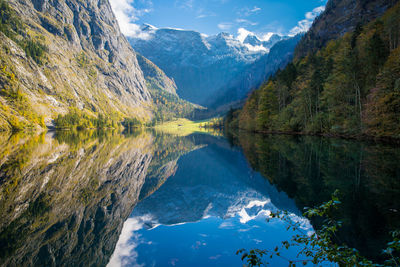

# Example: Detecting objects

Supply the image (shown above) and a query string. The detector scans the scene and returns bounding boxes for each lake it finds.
[0,130,399,266]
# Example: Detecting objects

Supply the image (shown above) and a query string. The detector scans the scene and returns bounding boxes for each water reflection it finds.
[0,130,155,266]
[0,130,398,266]
[228,132,400,262]
[109,135,309,266]
[0,130,204,266]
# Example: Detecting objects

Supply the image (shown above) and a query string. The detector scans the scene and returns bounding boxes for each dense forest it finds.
[226,2,400,139]
[149,88,199,124]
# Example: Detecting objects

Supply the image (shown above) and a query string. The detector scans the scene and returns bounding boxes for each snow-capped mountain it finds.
[243,33,286,52]
[206,34,302,110]
[128,25,295,107]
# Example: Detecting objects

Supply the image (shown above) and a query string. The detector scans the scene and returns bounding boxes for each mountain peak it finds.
[128,23,300,107]
[243,34,262,46]
[267,33,284,43]
[217,32,233,39]
[141,23,158,31]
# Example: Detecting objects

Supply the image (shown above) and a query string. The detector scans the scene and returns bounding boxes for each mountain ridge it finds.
[128,25,294,108]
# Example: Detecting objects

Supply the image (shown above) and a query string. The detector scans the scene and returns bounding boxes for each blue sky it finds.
[110,0,327,40]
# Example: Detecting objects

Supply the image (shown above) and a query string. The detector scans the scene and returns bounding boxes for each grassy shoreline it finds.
[153,118,221,136]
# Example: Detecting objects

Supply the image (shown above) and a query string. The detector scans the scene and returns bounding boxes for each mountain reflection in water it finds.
[109,134,310,267]
[0,130,399,266]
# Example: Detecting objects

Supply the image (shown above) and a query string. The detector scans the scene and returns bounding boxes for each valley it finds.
[128,25,298,110]
[0,0,399,266]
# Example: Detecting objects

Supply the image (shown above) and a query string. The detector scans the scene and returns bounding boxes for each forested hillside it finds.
[227,2,400,139]
[295,0,396,58]
[136,54,200,123]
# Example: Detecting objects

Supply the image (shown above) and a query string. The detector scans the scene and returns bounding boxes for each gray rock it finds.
[3,0,151,123]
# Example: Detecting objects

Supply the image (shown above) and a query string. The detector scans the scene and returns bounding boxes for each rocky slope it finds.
[0,0,152,131]
[295,0,397,58]
[136,53,177,96]
[129,25,292,107]
[136,53,200,122]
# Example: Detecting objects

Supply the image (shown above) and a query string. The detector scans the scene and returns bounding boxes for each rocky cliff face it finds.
[0,0,151,130]
[136,53,177,96]
[295,0,397,58]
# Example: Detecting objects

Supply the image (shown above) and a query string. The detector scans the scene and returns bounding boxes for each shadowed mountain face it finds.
[128,27,297,108]
[205,34,302,111]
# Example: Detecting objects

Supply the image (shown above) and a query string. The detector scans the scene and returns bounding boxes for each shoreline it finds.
[231,128,400,145]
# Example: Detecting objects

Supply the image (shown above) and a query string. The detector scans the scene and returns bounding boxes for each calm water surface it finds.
[0,130,399,266]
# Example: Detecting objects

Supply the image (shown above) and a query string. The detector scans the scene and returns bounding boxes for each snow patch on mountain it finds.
[128,24,294,106]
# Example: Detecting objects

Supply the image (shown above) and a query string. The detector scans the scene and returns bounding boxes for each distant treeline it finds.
[226,3,400,139]
[54,108,145,130]
[150,88,198,124]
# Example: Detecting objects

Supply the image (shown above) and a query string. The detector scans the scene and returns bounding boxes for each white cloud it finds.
[289,5,325,36]
[196,8,216,19]
[236,18,258,26]
[218,23,233,31]
[219,221,235,229]
[107,216,151,267]
[238,6,262,17]
[250,6,261,13]
[175,0,194,10]
[109,0,153,39]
